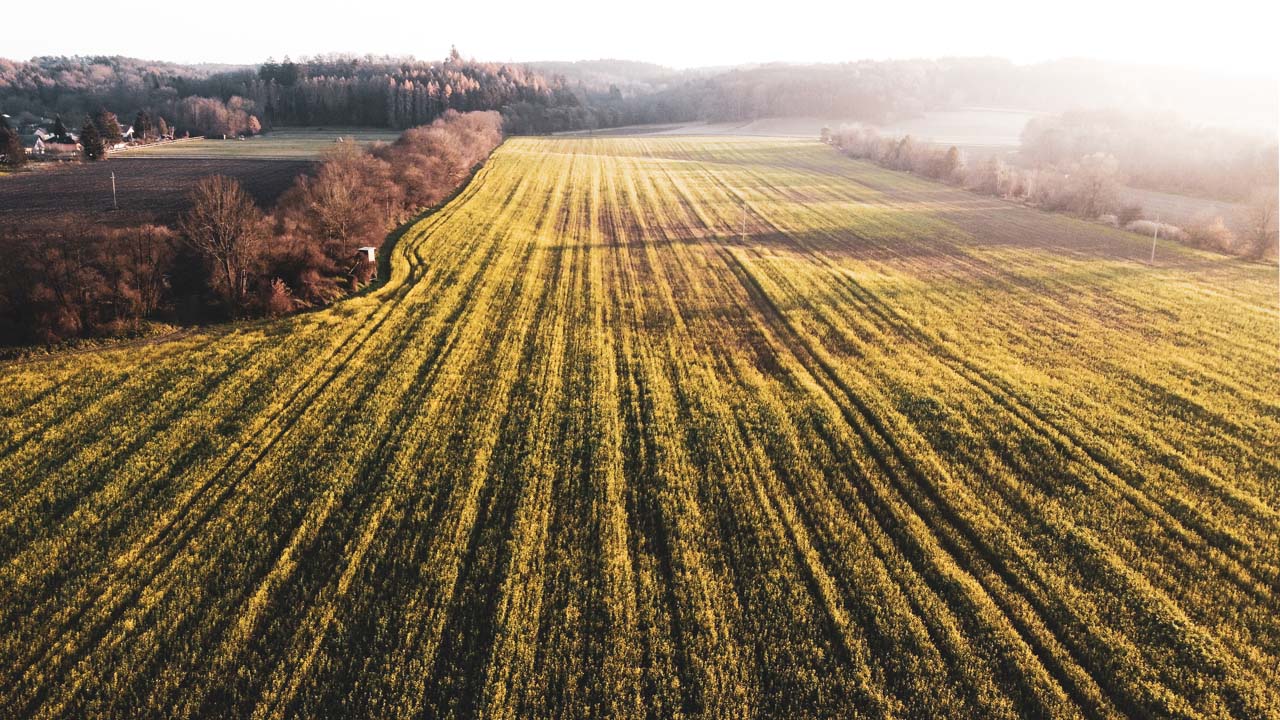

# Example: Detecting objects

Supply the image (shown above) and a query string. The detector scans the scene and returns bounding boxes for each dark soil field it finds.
[0,158,313,226]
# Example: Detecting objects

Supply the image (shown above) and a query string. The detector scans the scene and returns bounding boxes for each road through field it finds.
[1,136,1277,718]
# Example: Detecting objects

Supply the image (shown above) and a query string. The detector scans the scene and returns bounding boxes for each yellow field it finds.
[1,136,1278,718]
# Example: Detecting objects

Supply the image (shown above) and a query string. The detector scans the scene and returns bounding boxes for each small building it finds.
[28,139,81,159]
[356,246,377,263]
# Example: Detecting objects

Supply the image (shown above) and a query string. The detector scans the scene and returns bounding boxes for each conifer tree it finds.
[0,115,27,166]
[93,108,124,144]
[80,118,105,160]
[52,115,72,143]
[134,110,153,140]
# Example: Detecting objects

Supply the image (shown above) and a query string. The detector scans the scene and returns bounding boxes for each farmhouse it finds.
[26,138,82,159]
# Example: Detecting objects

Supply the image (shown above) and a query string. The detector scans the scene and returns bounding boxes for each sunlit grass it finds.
[0,136,1276,718]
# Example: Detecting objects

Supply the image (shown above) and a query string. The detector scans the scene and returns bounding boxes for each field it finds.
[874,107,1046,150]
[116,127,403,160]
[1121,185,1252,238]
[568,108,1045,148]
[0,158,311,225]
[1,136,1278,718]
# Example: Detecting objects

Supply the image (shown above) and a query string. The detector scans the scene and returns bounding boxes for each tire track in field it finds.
[667,143,1137,714]
[309,151,576,712]
[649,153,1068,708]
[651,167,1062,715]
[417,173,577,719]
[213,230,529,718]
[645,154,936,707]
[0,194,469,681]
[696,148,1274,707]
[228,155,556,718]
[164,164,536,716]
[707,155,1279,611]
[718,243,1141,717]
[741,182,1280,598]
[4,161,509,717]
[604,155,758,715]
[600,169,697,717]
[5,234,440,717]
[255,152,559,718]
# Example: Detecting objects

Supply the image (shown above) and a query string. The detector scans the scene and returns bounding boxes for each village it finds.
[10,112,180,161]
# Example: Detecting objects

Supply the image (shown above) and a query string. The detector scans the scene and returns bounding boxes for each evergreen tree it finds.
[80,118,105,160]
[93,108,124,144]
[134,110,153,140]
[1,115,27,167]
[52,115,72,143]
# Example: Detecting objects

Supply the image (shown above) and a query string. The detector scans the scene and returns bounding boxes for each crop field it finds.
[1,136,1278,718]
[0,157,311,226]
[116,127,403,160]
[588,109,1045,148]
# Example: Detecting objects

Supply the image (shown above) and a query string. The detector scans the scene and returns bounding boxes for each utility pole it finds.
[1149,214,1159,265]
[111,171,118,210]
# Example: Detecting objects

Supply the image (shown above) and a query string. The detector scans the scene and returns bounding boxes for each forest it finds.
[0,53,583,136]
[6,54,1273,138]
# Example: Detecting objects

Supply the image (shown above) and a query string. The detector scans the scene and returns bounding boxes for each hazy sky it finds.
[5,0,1277,76]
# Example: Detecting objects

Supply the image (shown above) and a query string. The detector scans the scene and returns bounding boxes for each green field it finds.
[2,136,1277,718]
[115,127,403,160]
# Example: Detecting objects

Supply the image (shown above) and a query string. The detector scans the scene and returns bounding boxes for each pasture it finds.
[1,136,1277,718]
[116,127,403,160]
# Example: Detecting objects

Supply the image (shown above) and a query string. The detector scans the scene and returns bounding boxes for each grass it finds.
[116,127,403,160]
[1,136,1277,718]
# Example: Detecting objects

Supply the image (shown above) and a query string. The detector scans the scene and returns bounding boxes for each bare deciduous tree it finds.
[1245,186,1279,260]
[179,176,265,314]
[1068,153,1120,218]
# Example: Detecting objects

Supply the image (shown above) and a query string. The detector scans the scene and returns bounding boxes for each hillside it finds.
[1,136,1277,717]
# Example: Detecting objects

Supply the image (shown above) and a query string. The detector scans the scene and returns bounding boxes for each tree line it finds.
[520,58,1275,137]
[1020,111,1278,202]
[829,124,1278,259]
[4,55,1273,140]
[0,111,503,347]
[0,53,584,138]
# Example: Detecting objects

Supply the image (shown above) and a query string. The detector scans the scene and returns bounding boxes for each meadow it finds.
[1,136,1277,718]
[115,127,403,160]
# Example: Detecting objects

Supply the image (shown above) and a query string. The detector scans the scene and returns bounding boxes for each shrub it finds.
[1183,217,1236,252]
[1117,204,1144,226]
[1126,219,1186,242]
